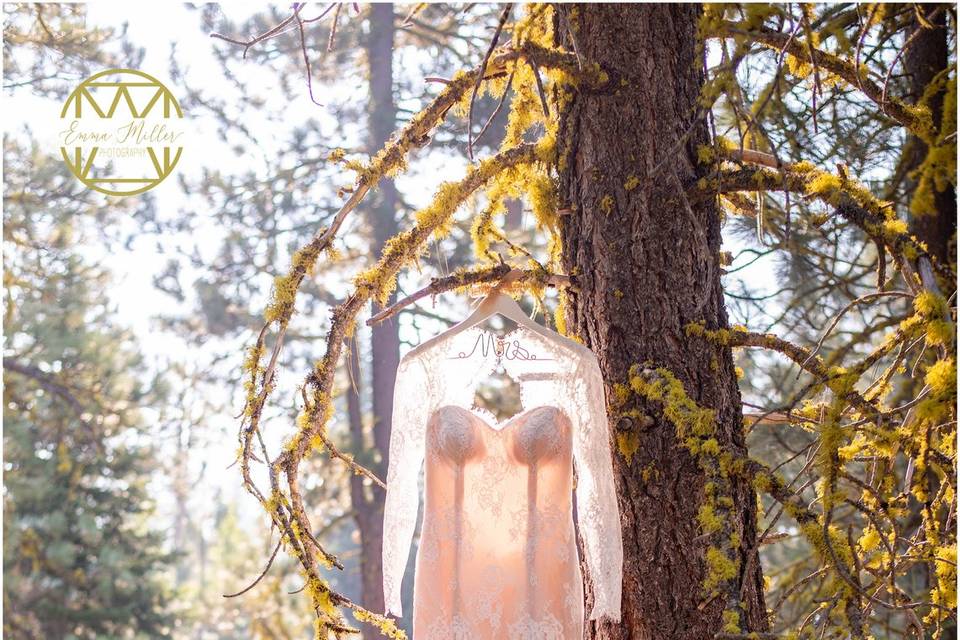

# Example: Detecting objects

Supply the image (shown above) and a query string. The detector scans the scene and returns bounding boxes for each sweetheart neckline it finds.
[434,403,561,433]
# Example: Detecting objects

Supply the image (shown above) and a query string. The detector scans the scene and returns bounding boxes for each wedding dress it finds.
[381,321,623,639]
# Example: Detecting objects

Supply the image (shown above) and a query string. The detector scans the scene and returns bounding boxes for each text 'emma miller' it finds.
[59,120,186,146]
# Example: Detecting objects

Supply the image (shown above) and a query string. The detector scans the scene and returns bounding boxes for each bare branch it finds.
[366,265,575,326]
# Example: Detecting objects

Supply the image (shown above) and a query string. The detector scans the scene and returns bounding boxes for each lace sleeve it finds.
[571,352,623,622]
[381,353,431,617]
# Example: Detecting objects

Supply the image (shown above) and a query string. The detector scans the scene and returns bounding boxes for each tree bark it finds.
[902,4,956,273]
[554,5,767,638]
[351,5,400,635]
[366,5,401,487]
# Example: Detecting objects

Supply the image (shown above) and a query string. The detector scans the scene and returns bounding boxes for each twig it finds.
[467,4,513,161]
[305,385,386,489]
[399,3,426,28]
[326,3,342,52]
[558,8,583,70]
[744,17,802,144]
[223,539,282,598]
[799,7,823,133]
[528,57,549,118]
[474,67,515,148]
[882,6,944,105]
[294,4,323,106]
[367,266,575,326]
[854,4,880,95]
[210,4,337,58]
[798,291,913,376]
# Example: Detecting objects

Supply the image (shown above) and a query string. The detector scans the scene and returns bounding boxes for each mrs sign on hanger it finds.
[450,324,552,366]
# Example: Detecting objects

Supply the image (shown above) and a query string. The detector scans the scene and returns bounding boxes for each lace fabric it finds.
[381,323,623,637]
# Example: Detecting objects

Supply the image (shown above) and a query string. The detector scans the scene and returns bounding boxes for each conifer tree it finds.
[3,141,176,639]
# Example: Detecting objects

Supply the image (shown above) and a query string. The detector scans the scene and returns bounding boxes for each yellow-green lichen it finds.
[600,194,615,215]
[352,609,407,640]
[698,502,723,534]
[704,545,740,592]
[616,430,641,463]
[722,609,741,634]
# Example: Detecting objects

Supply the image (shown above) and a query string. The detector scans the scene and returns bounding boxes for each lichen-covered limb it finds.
[235,18,580,638]
[263,470,359,635]
[621,363,926,636]
[712,21,931,139]
[368,263,510,326]
[235,38,587,559]
[743,456,951,621]
[686,324,882,420]
[366,263,575,326]
[247,144,540,638]
[281,143,540,472]
[691,325,956,633]
[692,158,952,287]
[714,322,955,471]
[233,12,584,636]
[239,39,597,447]
[743,457,868,632]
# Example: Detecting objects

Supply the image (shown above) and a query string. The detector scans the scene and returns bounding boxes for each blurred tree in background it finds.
[3,137,175,637]
[227,3,956,639]
[176,5,514,636]
[3,6,178,639]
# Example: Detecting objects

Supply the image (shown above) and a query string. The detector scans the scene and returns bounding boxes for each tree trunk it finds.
[554,5,767,638]
[351,5,400,635]
[347,334,384,638]
[902,4,955,273]
[901,7,956,627]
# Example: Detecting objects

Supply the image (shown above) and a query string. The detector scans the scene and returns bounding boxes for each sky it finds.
[4,2,499,542]
[7,1,779,362]
[4,0,784,569]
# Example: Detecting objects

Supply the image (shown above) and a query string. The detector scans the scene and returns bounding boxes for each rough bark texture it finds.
[554,5,767,638]
[903,4,956,272]
[351,5,399,636]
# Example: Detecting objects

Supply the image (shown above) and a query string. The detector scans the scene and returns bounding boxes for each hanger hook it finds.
[471,264,521,301]
[492,267,523,293]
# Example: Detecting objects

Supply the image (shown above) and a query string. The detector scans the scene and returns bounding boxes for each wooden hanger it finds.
[402,268,592,362]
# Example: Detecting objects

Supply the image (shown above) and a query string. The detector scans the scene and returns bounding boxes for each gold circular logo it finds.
[59,68,184,197]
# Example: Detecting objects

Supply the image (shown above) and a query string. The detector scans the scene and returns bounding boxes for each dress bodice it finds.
[428,404,570,466]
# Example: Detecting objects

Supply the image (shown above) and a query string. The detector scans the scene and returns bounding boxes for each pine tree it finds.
[3,141,176,638]
[552,5,767,636]
[222,4,956,638]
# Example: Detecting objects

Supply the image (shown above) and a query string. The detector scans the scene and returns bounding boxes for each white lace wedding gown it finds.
[381,323,623,639]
